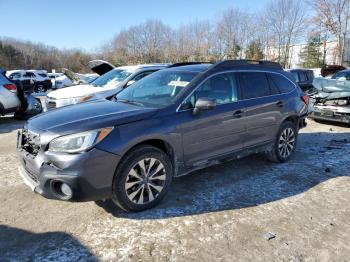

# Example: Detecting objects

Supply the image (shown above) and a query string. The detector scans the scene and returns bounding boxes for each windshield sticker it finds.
[168,80,190,87]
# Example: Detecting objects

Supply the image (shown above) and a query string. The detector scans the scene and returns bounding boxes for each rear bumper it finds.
[17,147,121,202]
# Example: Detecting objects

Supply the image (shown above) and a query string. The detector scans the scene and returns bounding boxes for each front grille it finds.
[24,164,39,183]
[21,129,41,156]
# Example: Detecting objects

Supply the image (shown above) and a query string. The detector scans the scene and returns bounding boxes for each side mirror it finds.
[126,80,135,86]
[193,97,216,115]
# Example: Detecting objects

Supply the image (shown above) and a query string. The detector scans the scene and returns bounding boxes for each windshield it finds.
[116,70,199,108]
[90,69,132,88]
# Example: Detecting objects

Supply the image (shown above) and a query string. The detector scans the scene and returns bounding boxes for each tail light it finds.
[301,95,309,105]
[4,84,17,92]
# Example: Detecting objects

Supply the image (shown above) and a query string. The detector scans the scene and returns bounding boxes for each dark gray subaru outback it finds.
[17,60,309,212]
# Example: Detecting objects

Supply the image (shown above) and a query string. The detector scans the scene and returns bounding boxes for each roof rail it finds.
[212,60,283,70]
[168,62,211,68]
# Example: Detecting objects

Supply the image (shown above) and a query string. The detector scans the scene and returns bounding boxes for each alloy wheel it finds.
[278,127,295,158]
[125,158,166,205]
[36,85,46,93]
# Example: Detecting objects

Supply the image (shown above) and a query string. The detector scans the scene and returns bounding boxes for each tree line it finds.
[0,37,93,72]
[1,0,350,71]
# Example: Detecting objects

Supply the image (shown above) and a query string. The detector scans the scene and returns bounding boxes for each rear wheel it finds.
[34,84,47,93]
[112,145,173,212]
[266,121,298,163]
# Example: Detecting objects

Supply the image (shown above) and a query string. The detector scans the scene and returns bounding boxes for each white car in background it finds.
[0,68,21,115]
[45,61,169,110]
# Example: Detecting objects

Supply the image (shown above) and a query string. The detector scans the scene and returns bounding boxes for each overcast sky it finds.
[0,0,267,51]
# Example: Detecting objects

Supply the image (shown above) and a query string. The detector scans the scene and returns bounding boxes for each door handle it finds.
[232,110,243,118]
[276,101,284,107]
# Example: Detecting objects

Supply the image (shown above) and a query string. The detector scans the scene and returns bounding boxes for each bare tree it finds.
[263,0,307,67]
[310,0,350,64]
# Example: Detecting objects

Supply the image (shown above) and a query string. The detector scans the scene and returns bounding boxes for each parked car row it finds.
[45,63,170,110]
[0,68,42,119]
[6,69,52,93]
[16,60,309,212]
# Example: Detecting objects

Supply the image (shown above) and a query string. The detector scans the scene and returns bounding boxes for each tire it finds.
[266,121,298,163]
[112,145,173,212]
[34,85,47,93]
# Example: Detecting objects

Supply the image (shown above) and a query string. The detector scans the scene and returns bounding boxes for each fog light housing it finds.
[51,181,73,200]
[60,183,73,198]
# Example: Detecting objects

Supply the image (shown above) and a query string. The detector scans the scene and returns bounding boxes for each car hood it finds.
[88,60,115,75]
[47,84,110,99]
[28,100,158,134]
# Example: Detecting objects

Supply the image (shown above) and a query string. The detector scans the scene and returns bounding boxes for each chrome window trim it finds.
[176,69,297,112]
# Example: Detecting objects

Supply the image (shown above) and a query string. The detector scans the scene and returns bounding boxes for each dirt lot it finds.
[0,116,349,262]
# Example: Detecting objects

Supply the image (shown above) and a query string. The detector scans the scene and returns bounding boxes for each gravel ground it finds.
[0,116,349,262]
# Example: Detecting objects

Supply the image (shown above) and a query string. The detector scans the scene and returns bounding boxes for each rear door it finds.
[179,73,246,166]
[238,71,283,148]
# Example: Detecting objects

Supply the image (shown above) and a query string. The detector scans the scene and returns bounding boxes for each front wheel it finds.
[112,145,173,212]
[266,121,298,163]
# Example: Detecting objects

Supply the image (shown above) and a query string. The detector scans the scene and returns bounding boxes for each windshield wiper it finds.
[117,99,144,107]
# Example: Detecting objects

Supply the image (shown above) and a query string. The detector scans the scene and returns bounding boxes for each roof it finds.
[116,64,169,73]
[335,68,350,72]
[287,69,313,72]
[164,63,212,72]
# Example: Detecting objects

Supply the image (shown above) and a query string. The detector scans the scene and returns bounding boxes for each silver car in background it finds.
[0,68,21,116]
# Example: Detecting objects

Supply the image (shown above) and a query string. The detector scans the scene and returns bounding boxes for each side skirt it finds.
[175,141,274,177]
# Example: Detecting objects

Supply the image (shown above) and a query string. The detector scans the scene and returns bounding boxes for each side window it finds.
[291,71,300,82]
[9,73,20,80]
[307,71,314,80]
[332,71,345,79]
[345,72,350,80]
[182,73,238,109]
[299,72,308,82]
[239,72,270,99]
[270,74,295,93]
[133,71,155,81]
[23,72,31,78]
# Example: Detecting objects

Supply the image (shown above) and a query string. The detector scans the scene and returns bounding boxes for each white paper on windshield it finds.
[168,80,190,87]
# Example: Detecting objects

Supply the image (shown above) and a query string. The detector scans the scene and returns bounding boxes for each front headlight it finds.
[57,95,94,107]
[48,127,113,153]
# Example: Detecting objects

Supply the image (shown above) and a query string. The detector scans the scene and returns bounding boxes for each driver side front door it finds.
[178,73,246,167]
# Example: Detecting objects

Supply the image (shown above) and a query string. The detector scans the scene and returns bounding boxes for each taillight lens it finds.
[4,84,17,92]
[301,95,309,105]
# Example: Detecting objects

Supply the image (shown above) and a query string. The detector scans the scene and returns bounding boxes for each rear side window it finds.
[239,72,270,99]
[291,71,300,82]
[270,74,295,93]
[299,72,308,82]
[307,71,314,80]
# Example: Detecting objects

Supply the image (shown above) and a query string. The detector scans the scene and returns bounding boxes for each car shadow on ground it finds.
[96,131,350,220]
[0,115,24,134]
[0,225,97,261]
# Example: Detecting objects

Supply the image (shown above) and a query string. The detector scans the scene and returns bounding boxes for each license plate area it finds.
[322,110,334,117]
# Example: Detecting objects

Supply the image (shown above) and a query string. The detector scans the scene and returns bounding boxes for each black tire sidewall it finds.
[274,122,298,163]
[35,85,46,93]
[112,146,173,212]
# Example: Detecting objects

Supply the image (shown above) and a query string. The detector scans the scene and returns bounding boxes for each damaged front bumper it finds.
[309,105,350,124]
